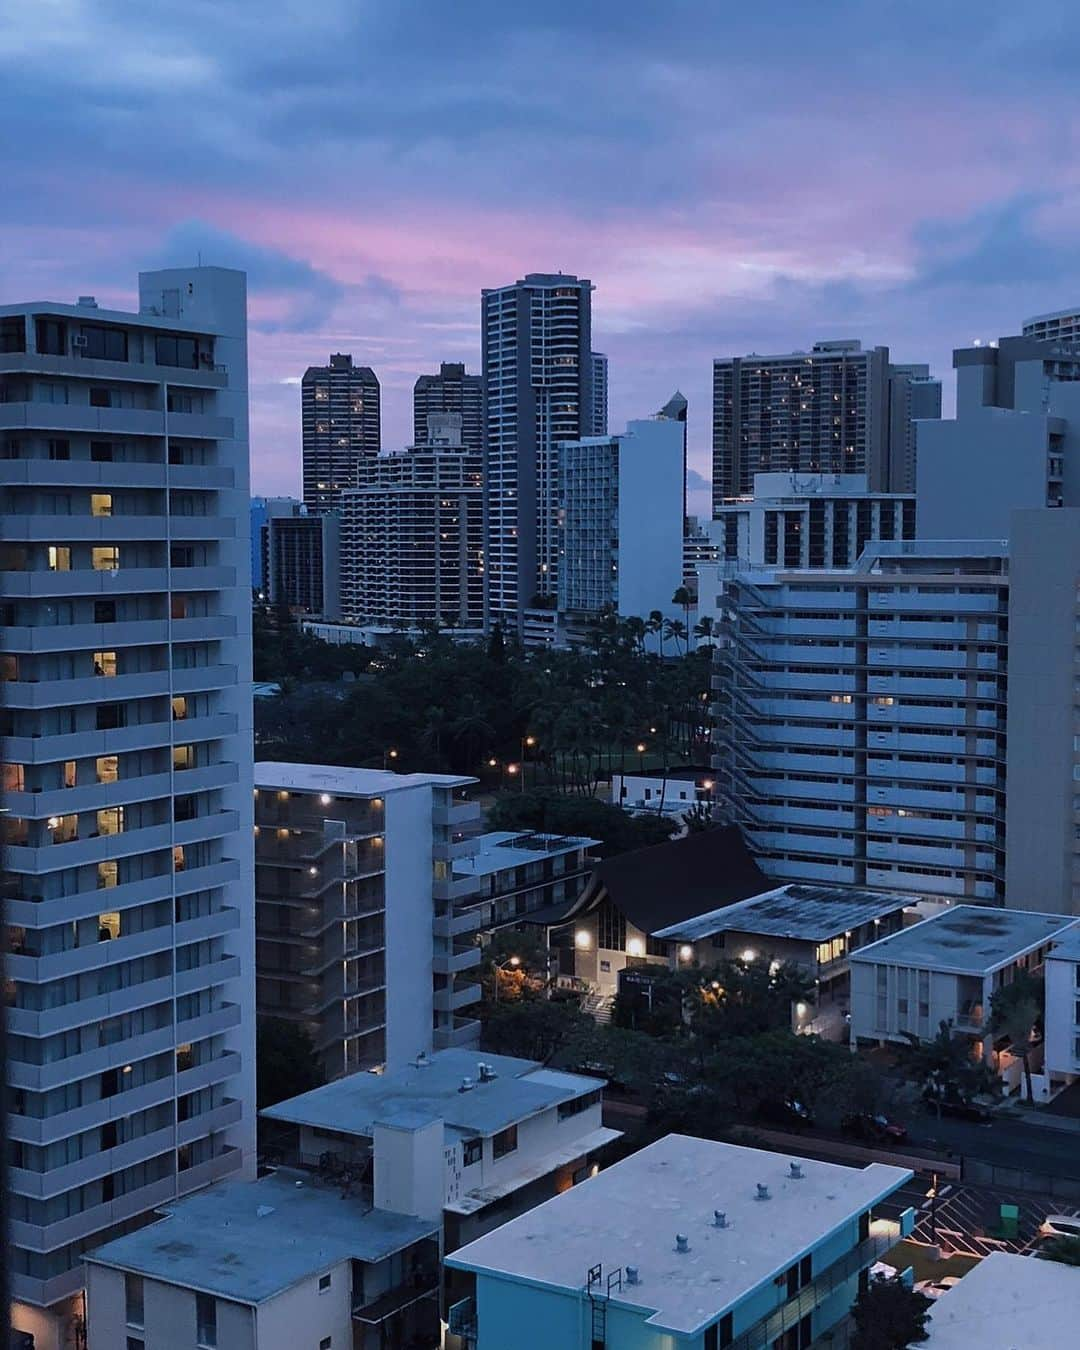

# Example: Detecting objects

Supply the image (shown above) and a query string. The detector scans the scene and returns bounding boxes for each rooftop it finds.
[1048,927,1080,963]
[85,1169,436,1305]
[923,1250,1080,1349]
[617,765,713,784]
[262,1048,600,1141]
[447,1135,910,1337]
[848,905,1079,975]
[655,883,908,944]
[254,760,476,796]
[454,831,599,878]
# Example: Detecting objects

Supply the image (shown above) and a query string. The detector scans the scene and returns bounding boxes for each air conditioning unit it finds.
[72,334,88,349]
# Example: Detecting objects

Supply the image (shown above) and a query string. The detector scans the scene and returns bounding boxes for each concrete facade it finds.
[254,762,484,1076]
[413,362,484,452]
[1,269,256,1349]
[1044,928,1080,1090]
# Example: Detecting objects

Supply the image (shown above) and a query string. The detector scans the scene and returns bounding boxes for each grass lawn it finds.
[889,1239,980,1283]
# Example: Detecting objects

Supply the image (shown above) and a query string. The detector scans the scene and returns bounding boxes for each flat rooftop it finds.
[447,1135,910,1337]
[455,831,599,877]
[262,1048,600,1141]
[923,1250,1080,1349]
[85,1169,436,1305]
[1048,927,1080,963]
[848,905,1079,975]
[655,883,908,944]
[255,760,476,796]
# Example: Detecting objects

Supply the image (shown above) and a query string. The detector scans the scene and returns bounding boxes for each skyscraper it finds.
[711,340,940,506]
[301,353,379,514]
[412,361,484,451]
[590,352,608,436]
[481,272,595,625]
[0,268,256,1350]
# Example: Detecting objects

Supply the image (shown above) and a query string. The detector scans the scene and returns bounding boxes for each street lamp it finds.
[521,735,536,793]
[927,1172,940,1248]
[493,954,521,1004]
[383,748,398,770]
[636,742,647,772]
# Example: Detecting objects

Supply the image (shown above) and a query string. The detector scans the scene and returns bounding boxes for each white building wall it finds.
[615,418,685,622]
[384,784,437,1067]
[1045,951,1080,1083]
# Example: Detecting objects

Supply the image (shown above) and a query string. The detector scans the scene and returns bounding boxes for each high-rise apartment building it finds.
[260,500,341,618]
[301,354,379,514]
[1022,306,1080,343]
[338,421,485,631]
[558,416,684,625]
[0,269,256,1350]
[249,496,296,593]
[712,340,940,506]
[591,351,608,435]
[481,272,596,624]
[254,763,484,1078]
[413,361,484,451]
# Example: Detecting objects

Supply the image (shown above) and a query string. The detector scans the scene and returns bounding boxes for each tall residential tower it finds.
[301,353,379,514]
[0,269,256,1350]
[412,361,484,452]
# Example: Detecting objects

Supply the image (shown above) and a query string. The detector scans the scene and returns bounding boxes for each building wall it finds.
[1005,510,1080,915]
[254,1269,353,1350]
[849,960,984,1049]
[413,362,484,452]
[384,784,438,1067]
[2,270,255,1343]
[616,419,685,622]
[1045,951,1080,1082]
[301,355,379,515]
[86,1265,258,1350]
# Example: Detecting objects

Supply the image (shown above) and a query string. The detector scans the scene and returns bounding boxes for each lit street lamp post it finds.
[493,954,521,1004]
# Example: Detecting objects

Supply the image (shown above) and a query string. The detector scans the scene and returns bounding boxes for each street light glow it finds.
[627,937,645,957]
[319,793,332,805]
[636,742,647,754]
[679,944,693,961]
[741,948,757,962]
[509,955,521,967]
[574,929,591,950]
[507,763,519,775]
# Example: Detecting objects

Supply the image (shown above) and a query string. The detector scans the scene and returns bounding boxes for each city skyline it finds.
[6,4,1080,515]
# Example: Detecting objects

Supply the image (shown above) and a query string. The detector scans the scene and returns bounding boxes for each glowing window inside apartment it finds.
[98,912,120,940]
[171,696,187,720]
[47,545,71,571]
[96,806,124,836]
[93,650,117,676]
[90,493,112,517]
[92,545,120,571]
[96,755,118,785]
[173,845,186,872]
[48,813,78,842]
[98,860,118,890]
[2,763,25,792]
[173,745,193,771]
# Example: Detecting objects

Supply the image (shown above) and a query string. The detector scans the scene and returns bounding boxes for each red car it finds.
[842,1112,908,1144]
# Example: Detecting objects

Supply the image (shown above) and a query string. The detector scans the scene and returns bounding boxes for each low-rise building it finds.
[255,762,484,1076]
[1044,926,1080,1093]
[85,1169,440,1350]
[260,1048,621,1264]
[446,1134,914,1350]
[849,905,1078,1066]
[922,1249,1080,1350]
[454,831,599,930]
[611,766,717,817]
[654,883,909,1039]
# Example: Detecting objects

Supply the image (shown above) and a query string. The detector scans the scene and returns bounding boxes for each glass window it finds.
[48,813,78,843]
[318,1273,332,1292]
[462,1137,482,1167]
[98,860,118,890]
[91,493,112,517]
[96,807,124,837]
[98,912,121,940]
[2,763,25,792]
[125,1273,144,1327]
[90,440,114,462]
[173,745,193,770]
[92,546,120,570]
[196,1293,217,1347]
[81,326,128,361]
[62,760,76,788]
[48,438,70,460]
[89,387,113,408]
[173,845,186,872]
[0,316,25,352]
[96,755,119,784]
[93,651,117,677]
[47,546,71,571]
[171,696,188,720]
[492,1125,517,1159]
[155,334,201,369]
[94,600,116,623]
[35,318,66,356]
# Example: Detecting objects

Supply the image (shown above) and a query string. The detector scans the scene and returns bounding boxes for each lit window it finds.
[47,545,71,571]
[93,650,117,676]
[96,755,118,784]
[90,493,112,517]
[173,745,193,771]
[171,696,187,720]
[62,760,76,788]
[98,912,120,940]
[98,860,118,889]
[173,845,186,873]
[96,806,124,837]
[92,546,120,571]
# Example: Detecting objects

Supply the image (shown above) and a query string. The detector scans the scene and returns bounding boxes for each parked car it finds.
[1040,1214,1080,1239]
[921,1090,994,1123]
[841,1112,908,1144]
[756,1096,814,1128]
[915,1276,962,1300]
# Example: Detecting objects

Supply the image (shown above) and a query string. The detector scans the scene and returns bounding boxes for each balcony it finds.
[433,941,482,976]
[0,513,234,543]
[0,350,228,389]
[433,1016,482,1050]
[433,905,483,939]
[0,458,233,489]
[433,978,482,1013]
[433,798,482,828]
[432,873,481,902]
[352,1269,440,1327]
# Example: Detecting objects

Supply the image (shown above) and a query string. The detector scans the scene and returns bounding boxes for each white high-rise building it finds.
[590,351,608,436]
[481,273,596,626]
[0,269,256,1350]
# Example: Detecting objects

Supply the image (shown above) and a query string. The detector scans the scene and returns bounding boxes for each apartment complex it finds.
[591,352,608,436]
[338,431,485,631]
[1022,306,1080,343]
[557,416,685,624]
[259,499,341,618]
[481,272,598,624]
[249,495,296,592]
[453,830,599,930]
[446,1136,914,1350]
[85,1168,441,1350]
[254,762,484,1076]
[413,361,484,452]
[1044,926,1080,1092]
[301,354,380,514]
[0,269,256,1350]
[711,340,940,505]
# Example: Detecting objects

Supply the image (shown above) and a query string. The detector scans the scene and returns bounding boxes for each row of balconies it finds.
[2,662,238,711]
[0,513,233,542]
[2,350,229,390]
[2,711,239,766]
[4,808,240,875]
[0,564,235,598]
[0,402,233,440]
[0,459,233,489]
[1,613,237,654]
[3,760,238,822]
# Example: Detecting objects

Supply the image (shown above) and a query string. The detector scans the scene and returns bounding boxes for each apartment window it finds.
[196,1292,217,1347]
[94,600,116,624]
[125,1273,144,1327]
[93,650,117,676]
[318,1273,332,1292]
[174,795,197,822]
[48,437,70,459]
[91,492,113,517]
[92,545,120,570]
[81,326,127,361]
[558,1090,601,1121]
[89,387,112,408]
[47,545,71,571]
[62,760,76,788]
[98,911,120,940]
[96,755,119,784]
[177,1043,194,1071]
[96,704,124,730]
[174,745,193,771]
[320,1339,332,1350]
[127,1339,144,1350]
[171,595,188,619]
[48,813,78,843]
[2,763,24,792]
[173,845,186,872]
[96,806,124,837]
[155,335,202,369]
[462,1137,482,1167]
[35,318,66,355]
[171,696,188,720]
[98,860,118,890]
[91,440,113,462]
[492,1125,517,1159]
[0,316,25,352]
[705,1312,734,1349]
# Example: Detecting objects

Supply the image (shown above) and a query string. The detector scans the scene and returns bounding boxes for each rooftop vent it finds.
[412,1050,430,1068]
[755,1184,770,1202]
[675,1234,690,1254]
[789,1161,803,1180]
[459,1077,475,1093]
[625,1265,640,1285]
[713,1210,728,1229]
[478,1063,498,1083]
[76,295,98,308]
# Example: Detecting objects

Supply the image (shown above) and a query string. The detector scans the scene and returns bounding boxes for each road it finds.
[907,1112,1080,1183]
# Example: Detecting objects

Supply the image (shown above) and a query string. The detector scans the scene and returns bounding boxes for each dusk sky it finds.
[4,1,1080,516]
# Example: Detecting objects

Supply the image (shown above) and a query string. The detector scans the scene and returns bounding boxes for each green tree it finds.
[692,614,718,650]
[851,1275,932,1350]
[672,586,693,631]
[990,970,1044,1104]
[1037,1235,1080,1266]
[486,790,678,858]
[481,928,552,1002]
[897,1020,999,1112]
[687,956,816,1042]
[256,1018,325,1110]
[683,801,717,833]
[482,996,591,1063]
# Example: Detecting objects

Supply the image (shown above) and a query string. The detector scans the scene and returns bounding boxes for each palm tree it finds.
[623,615,647,657]
[646,609,664,657]
[672,585,692,632]
[663,617,688,656]
[1038,1235,1080,1266]
[990,971,1044,1104]
[693,614,718,650]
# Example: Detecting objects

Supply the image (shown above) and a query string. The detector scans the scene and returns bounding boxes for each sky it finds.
[4,1,1080,517]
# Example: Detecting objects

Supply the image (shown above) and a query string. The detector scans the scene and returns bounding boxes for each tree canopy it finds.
[256,1017,325,1110]
[851,1276,932,1350]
